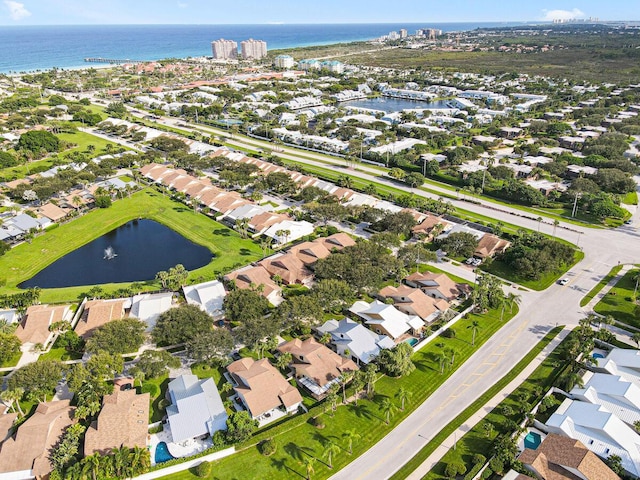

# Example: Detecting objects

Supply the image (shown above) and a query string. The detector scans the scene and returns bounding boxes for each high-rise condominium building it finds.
[241,39,268,60]
[211,39,238,60]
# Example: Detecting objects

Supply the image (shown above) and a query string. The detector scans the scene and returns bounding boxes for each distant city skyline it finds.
[1,0,638,26]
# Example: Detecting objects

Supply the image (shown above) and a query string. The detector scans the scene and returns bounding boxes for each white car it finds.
[558,278,569,286]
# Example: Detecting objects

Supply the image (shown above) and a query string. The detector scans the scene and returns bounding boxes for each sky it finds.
[0,0,637,25]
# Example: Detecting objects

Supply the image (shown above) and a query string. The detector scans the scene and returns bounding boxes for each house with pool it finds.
[165,374,228,444]
[349,299,424,341]
[317,318,394,365]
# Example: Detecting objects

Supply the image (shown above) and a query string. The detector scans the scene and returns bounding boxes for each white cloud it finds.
[542,8,586,21]
[4,0,31,21]
[177,1,188,7]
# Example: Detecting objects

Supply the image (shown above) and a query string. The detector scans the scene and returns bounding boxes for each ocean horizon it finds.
[0,22,531,74]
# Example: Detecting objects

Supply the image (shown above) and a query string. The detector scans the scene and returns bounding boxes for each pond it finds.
[20,219,213,288]
[340,97,452,113]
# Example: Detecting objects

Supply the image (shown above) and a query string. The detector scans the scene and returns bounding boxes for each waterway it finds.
[20,219,212,288]
[340,97,452,113]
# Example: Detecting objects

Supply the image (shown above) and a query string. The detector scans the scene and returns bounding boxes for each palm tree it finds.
[340,371,354,404]
[319,333,332,346]
[344,429,361,455]
[506,292,521,314]
[380,397,397,425]
[553,219,560,237]
[536,216,543,232]
[133,369,145,388]
[633,332,640,348]
[323,443,341,469]
[274,352,292,371]
[396,386,412,411]
[352,371,365,406]
[470,320,480,346]
[84,453,101,480]
[0,388,24,416]
[113,446,130,478]
[0,318,14,334]
[302,456,316,480]
[437,350,447,374]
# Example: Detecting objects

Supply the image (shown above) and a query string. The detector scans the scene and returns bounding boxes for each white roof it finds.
[572,371,640,427]
[167,374,228,443]
[349,300,412,339]
[0,309,18,324]
[436,224,485,241]
[546,399,640,477]
[317,318,393,364]
[263,220,314,244]
[182,280,226,317]
[129,292,173,329]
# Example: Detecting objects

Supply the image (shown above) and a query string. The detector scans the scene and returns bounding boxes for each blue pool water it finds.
[155,442,176,464]
[524,432,542,450]
[405,338,419,347]
[593,353,605,359]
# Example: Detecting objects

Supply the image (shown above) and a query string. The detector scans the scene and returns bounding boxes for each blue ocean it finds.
[0,22,527,73]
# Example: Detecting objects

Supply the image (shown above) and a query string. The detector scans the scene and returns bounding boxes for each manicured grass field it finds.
[482,250,585,291]
[580,264,624,307]
[57,130,127,157]
[392,326,563,480]
[0,188,262,303]
[594,268,640,329]
[623,191,639,206]
[159,305,519,480]
[142,374,170,423]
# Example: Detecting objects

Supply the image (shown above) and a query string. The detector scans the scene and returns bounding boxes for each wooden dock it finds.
[83,57,144,64]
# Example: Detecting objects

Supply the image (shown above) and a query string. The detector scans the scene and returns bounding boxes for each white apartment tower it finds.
[241,39,268,60]
[211,39,238,60]
[399,29,408,39]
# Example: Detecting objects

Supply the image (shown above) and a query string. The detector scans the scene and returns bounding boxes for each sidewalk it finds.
[133,447,235,480]
[406,330,570,480]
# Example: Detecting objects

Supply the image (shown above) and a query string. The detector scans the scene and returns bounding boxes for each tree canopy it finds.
[86,318,146,355]
[8,359,65,402]
[152,304,214,346]
[223,289,270,323]
[18,130,60,153]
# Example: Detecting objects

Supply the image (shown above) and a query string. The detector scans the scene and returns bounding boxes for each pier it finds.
[83,57,144,64]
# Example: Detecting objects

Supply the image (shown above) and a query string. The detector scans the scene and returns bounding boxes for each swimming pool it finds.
[593,352,605,359]
[405,338,419,347]
[524,431,542,450]
[154,442,176,464]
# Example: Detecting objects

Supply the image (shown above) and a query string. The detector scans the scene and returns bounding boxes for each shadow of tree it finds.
[270,457,306,479]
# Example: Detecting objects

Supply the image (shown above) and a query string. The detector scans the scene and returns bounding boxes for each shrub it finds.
[260,438,277,456]
[141,383,159,397]
[441,328,456,338]
[194,460,211,478]
[445,461,466,478]
[312,416,325,429]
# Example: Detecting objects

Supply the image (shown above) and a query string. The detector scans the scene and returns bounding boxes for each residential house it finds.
[315,232,356,251]
[263,220,315,246]
[545,399,640,478]
[223,266,282,305]
[227,358,303,421]
[0,309,18,325]
[474,233,511,259]
[277,337,358,398]
[404,272,469,301]
[129,292,173,330]
[36,202,69,223]
[412,216,453,239]
[84,389,150,455]
[15,304,72,347]
[182,280,226,319]
[0,400,75,480]
[0,406,17,444]
[258,253,313,286]
[316,318,394,365]
[518,433,620,480]
[378,285,450,324]
[74,299,127,338]
[166,374,228,443]
[349,300,424,339]
[570,371,640,427]
[593,349,640,389]
[287,241,332,266]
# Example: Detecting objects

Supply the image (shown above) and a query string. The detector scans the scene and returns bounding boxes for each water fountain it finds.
[103,246,117,260]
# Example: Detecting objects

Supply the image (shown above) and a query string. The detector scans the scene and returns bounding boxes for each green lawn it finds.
[141,374,170,423]
[0,188,262,303]
[0,351,22,368]
[422,327,567,479]
[39,346,83,362]
[159,305,519,480]
[57,130,128,157]
[594,268,640,329]
[580,264,624,307]
[482,250,584,291]
[392,326,563,479]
